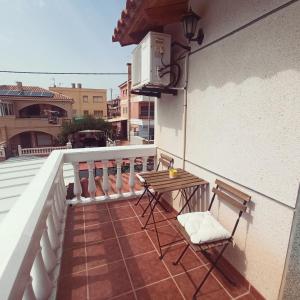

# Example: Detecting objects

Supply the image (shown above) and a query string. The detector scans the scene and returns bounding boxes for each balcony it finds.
[0,145,255,300]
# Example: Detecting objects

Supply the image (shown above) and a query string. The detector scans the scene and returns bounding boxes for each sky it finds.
[0,0,134,99]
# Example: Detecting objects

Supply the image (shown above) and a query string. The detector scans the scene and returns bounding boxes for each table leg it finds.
[177,185,200,215]
[142,192,160,229]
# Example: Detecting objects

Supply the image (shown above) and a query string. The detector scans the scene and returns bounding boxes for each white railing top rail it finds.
[0,150,64,299]
[62,144,156,163]
[0,144,157,299]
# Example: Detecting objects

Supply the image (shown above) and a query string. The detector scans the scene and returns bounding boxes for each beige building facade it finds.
[50,83,107,119]
[0,83,73,155]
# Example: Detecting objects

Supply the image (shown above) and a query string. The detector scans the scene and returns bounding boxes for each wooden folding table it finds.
[140,168,208,258]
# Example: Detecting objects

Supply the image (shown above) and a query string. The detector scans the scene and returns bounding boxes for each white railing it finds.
[18,142,72,157]
[0,144,156,300]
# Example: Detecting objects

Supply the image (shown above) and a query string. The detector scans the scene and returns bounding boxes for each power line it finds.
[0,70,127,75]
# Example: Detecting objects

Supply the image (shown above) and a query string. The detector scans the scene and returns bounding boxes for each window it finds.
[140,103,154,117]
[122,107,127,114]
[72,109,77,116]
[83,96,88,103]
[83,110,89,116]
[94,110,103,118]
[93,96,103,103]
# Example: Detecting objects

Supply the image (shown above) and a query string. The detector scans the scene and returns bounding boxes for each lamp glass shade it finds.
[182,10,200,41]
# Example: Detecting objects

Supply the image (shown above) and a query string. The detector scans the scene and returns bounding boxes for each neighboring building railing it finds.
[0,145,156,300]
[18,142,72,156]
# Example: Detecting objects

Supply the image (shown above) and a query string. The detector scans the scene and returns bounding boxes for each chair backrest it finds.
[156,153,174,171]
[209,179,251,236]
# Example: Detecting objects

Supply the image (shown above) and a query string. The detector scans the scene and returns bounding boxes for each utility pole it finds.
[127,63,132,143]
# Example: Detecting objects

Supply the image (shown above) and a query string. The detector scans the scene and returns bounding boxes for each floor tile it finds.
[236,294,256,300]
[60,246,86,276]
[56,271,87,300]
[114,216,143,237]
[212,264,249,298]
[65,211,85,230]
[63,227,85,249]
[86,238,122,268]
[126,251,170,289]
[135,278,183,300]
[83,203,107,212]
[162,242,205,275]
[174,267,231,299]
[107,200,130,208]
[119,231,154,258]
[85,222,115,244]
[88,261,132,299]
[84,210,111,226]
[147,225,183,251]
[113,292,136,300]
[109,205,136,220]
[139,212,171,229]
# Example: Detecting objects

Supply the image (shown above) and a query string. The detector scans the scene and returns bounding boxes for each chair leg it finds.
[141,193,155,217]
[173,243,190,265]
[192,244,229,299]
[135,186,147,206]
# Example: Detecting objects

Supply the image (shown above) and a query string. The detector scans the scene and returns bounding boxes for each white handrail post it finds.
[102,160,109,199]
[31,247,53,300]
[41,226,57,274]
[87,161,96,200]
[72,162,82,202]
[142,156,148,172]
[129,157,135,195]
[22,276,36,300]
[46,212,60,251]
[116,159,123,196]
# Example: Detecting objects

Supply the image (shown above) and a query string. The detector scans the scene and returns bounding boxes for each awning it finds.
[112,0,189,46]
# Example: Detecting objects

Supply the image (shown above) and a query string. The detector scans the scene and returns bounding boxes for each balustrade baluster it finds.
[53,186,63,222]
[102,160,109,199]
[72,162,82,202]
[41,226,57,273]
[31,247,53,300]
[22,276,36,300]
[116,159,123,196]
[87,161,96,200]
[51,203,61,234]
[46,212,60,250]
[129,157,135,194]
[142,156,148,172]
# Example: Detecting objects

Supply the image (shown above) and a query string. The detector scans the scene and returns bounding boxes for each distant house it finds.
[50,83,107,119]
[0,82,73,155]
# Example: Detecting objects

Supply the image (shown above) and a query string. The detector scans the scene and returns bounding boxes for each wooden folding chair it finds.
[135,153,174,214]
[173,179,251,299]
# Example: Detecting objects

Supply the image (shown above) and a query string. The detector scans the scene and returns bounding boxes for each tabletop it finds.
[139,168,208,193]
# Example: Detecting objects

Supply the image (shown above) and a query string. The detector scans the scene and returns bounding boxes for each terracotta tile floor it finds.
[57,198,256,300]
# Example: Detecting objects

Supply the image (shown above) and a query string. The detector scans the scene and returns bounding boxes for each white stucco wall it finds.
[155,0,300,299]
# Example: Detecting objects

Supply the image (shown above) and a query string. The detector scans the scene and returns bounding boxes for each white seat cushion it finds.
[177,211,231,244]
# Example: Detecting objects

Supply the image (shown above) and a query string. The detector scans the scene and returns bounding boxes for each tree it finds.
[58,115,112,145]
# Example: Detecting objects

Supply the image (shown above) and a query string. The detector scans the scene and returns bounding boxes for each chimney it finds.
[71,83,76,88]
[127,63,132,81]
[16,81,23,90]
[77,83,82,88]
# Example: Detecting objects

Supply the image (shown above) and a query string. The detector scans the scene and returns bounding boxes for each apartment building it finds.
[0,82,73,155]
[50,83,107,119]
[108,76,155,142]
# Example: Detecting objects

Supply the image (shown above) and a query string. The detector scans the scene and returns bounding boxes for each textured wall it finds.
[155,0,300,298]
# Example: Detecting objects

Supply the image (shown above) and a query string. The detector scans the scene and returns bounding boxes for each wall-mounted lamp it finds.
[182,9,204,45]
